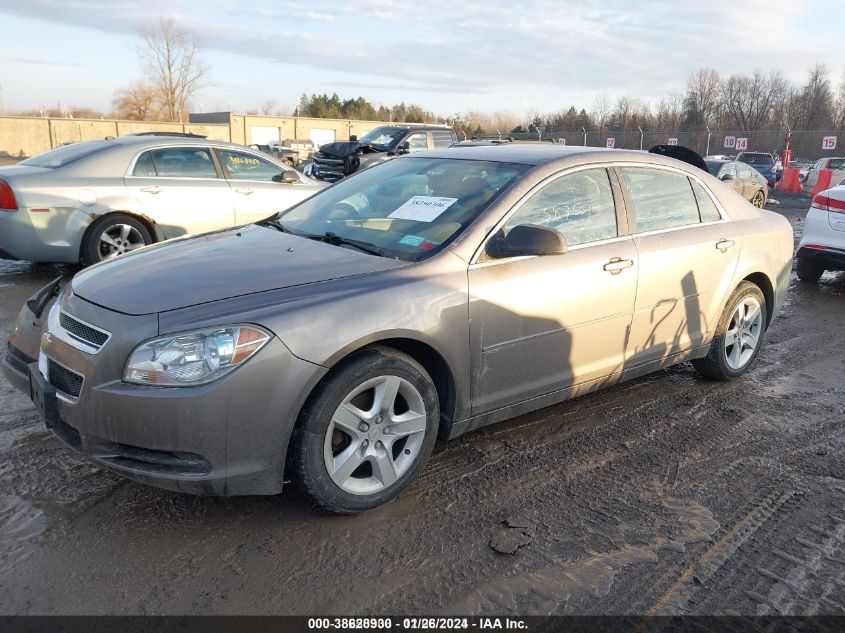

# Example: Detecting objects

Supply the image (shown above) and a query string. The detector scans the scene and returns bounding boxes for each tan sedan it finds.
[4,144,793,512]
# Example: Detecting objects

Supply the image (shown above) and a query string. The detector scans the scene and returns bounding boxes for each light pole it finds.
[637,125,643,151]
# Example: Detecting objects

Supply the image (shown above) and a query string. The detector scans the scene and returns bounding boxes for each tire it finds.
[692,281,767,381]
[751,190,766,208]
[82,214,152,265]
[290,346,439,513]
[796,258,824,283]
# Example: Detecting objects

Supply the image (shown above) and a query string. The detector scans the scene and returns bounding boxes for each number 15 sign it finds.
[823,136,837,150]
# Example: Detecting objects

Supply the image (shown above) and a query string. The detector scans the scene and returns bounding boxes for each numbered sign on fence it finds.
[823,136,837,150]
[667,137,678,146]
[735,138,749,151]
[724,136,736,149]
[606,137,615,149]
[558,138,566,145]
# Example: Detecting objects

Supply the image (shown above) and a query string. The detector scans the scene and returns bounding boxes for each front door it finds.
[468,167,638,415]
[617,166,741,368]
[216,148,322,225]
[125,146,235,238]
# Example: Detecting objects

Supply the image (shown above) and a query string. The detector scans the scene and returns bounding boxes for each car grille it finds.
[47,358,84,399]
[59,311,110,351]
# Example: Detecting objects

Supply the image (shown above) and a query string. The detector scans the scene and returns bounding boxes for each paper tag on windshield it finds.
[388,196,457,222]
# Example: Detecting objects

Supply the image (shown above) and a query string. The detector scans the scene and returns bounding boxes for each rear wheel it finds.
[751,190,765,207]
[82,215,152,265]
[290,346,439,513]
[693,281,766,381]
[796,258,824,283]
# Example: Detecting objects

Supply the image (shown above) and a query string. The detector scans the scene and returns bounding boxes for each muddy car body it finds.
[3,145,793,513]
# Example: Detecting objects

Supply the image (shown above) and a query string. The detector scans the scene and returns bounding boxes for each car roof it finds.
[106,135,246,149]
[411,143,638,165]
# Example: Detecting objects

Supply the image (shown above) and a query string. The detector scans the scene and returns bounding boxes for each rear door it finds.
[215,147,322,225]
[719,162,744,197]
[124,146,235,238]
[736,163,756,198]
[617,166,741,368]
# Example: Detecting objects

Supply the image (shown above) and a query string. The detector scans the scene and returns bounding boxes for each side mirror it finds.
[349,134,358,142]
[396,141,411,155]
[720,173,734,181]
[486,224,567,258]
[273,171,299,184]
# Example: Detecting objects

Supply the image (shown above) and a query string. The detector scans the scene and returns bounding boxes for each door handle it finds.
[235,188,254,195]
[716,239,735,252]
[140,185,161,194]
[603,257,634,274]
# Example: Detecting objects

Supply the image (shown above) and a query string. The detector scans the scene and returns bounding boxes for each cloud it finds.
[0,56,83,67]
[0,0,840,112]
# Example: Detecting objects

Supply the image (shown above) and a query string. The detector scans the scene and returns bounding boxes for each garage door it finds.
[251,126,281,145]
[309,129,336,149]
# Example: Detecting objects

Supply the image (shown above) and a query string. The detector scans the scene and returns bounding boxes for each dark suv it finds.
[310,125,457,182]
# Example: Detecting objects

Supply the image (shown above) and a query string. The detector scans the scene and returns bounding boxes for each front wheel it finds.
[290,346,439,513]
[751,190,766,207]
[82,215,152,265]
[692,281,766,381]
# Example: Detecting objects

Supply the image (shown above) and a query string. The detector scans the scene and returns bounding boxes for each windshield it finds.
[738,153,772,164]
[20,140,113,168]
[357,127,406,150]
[704,160,723,175]
[278,157,528,261]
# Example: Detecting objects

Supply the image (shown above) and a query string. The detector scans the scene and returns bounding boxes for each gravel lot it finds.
[0,193,843,616]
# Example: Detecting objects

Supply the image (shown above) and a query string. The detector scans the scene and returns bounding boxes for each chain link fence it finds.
[471,128,842,162]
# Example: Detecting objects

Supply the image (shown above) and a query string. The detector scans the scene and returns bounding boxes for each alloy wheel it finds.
[324,375,427,495]
[98,224,146,260]
[752,191,765,207]
[724,296,763,370]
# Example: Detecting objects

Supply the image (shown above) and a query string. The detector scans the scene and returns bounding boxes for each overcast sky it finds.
[0,0,843,117]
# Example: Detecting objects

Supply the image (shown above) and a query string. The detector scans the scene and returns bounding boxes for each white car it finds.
[803,157,845,192]
[796,184,845,282]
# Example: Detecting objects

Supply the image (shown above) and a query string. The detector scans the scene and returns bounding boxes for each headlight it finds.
[123,325,271,386]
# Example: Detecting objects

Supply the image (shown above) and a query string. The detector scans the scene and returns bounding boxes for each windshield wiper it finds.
[316,232,386,257]
[256,218,289,233]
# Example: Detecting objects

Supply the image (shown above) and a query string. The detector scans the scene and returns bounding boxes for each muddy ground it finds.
[0,194,842,616]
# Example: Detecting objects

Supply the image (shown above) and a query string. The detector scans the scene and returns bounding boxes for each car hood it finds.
[71,225,408,316]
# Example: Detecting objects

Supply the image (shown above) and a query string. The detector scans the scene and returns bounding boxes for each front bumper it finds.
[3,288,327,496]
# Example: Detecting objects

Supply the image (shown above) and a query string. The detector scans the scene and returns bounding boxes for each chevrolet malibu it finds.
[0,134,323,264]
[3,145,793,513]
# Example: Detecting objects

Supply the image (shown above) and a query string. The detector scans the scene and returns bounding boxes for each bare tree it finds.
[260,99,283,116]
[140,17,207,122]
[787,64,834,129]
[112,81,160,120]
[655,94,685,130]
[719,70,788,131]
[684,68,720,126]
[590,93,612,133]
[835,71,845,130]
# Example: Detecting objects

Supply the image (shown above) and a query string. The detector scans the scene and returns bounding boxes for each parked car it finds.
[310,125,458,182]
[249,143,301,167]
[705,158,768,207]
[787,157,814,182]
[795,184,845,282]
[3,144,792,513]
[804,156,845,192]
[736,151,781,186]
[0,135,323,264]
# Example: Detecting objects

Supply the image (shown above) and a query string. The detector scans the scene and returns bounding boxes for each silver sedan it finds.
[0,134,324,264]
[4,144,793,513]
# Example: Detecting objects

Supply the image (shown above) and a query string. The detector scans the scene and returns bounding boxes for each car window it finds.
[431,131,454,148]
[218,149,286,182]
[279,157,528,261]
[830,159,845,170]
[148,147,217,178]
[504,168,617,247]
[405,133,428,153]
[737,164,753,179]
[691,180,721,223]
[20,141,112,168]
[620,167,701,233]
[719,163,737,179]
[132,151,157,177]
